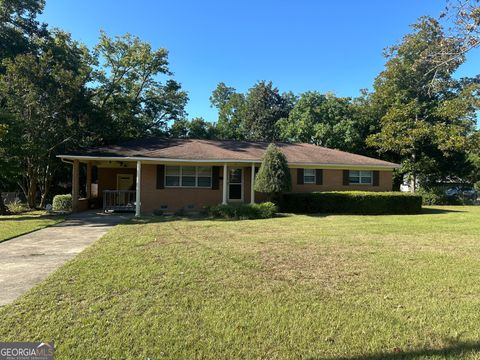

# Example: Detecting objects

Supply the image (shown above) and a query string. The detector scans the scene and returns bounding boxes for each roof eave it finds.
[56,154,401,169]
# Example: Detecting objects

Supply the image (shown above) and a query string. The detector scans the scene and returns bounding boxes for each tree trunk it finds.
[27,175,37,209]
[39,176,51,209]
[0,193,8,215]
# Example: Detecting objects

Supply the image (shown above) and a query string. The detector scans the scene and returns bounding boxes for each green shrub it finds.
[6,200,28,214]
[418,188,462,206]
[474,181,480,192]
[282,191,422,215]
[206,202,278,220]
[153,209,164,216]
[52,194,72,212]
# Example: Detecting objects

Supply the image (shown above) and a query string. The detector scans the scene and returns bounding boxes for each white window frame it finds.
[303,169,316,184]
[165,166,212,188]
[349,170,373,185]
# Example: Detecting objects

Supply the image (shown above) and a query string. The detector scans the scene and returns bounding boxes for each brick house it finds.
[58,138,400,215]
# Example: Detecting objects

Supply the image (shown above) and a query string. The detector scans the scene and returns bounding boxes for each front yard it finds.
[0,211,63,242]
[1,206,480,359]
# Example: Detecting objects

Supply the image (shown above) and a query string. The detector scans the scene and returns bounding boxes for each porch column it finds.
[251,163,255,204]
[222,163,228,205]
[86,161,92,199]
[72,159,80,212]
[135,161,142,217]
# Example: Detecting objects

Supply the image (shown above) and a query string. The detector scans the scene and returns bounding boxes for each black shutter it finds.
[343,170,349,186]
[297,168,304,185]
[372,171,380,186]
[315,169,323,185]
[212,166,220,190]
[156,165,165,189]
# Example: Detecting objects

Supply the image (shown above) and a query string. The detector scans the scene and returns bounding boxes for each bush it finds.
[474,181,480,192]
[206,202,278,220]
[6,200,28,214]
[281,191,422,215]
[52,194,72,212]
[418,188,462,206]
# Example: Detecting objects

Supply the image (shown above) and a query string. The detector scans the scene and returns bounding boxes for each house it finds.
[58,138,400,215]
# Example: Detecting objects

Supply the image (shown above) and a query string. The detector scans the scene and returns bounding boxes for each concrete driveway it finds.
[0,210,132,306]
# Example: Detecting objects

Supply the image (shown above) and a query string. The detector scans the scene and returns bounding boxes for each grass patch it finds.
[1,206,480,358]
[0,211,63,242]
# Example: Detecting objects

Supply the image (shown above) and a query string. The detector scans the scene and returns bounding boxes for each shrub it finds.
[52,194,72,212]
[281,191,422,215]
[474,181,480,192]
[206,202,278,220]
[6,200,28,214]
[254,143,291,201]
[153,209,164,216]
[418,188,462,206]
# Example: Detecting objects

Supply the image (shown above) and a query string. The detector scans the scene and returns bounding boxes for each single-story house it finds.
[58,138,400,215]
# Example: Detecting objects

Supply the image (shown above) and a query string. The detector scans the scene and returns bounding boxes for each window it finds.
[349,170,373,185]
[304,169,316,184]
[165,166,212,188]
[165,166,180,186]
[181,166,196,187]
[197,167,212,187]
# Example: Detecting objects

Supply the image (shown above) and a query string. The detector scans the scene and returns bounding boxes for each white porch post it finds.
[222,163,228,205]
[72,159,80,212]
[135,161,142,217]
[250,163,255,204]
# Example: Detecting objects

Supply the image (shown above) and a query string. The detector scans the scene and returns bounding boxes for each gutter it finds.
[56,154,401,169]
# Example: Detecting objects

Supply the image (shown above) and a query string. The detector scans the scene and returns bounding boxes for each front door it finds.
[228,168,243,201]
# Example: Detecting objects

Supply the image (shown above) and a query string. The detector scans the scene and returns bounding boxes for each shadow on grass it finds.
[0,214,61,221]
[316,341,480,360]
[301,207,465,218]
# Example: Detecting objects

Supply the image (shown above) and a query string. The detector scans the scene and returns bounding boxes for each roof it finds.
[59,138,399,168]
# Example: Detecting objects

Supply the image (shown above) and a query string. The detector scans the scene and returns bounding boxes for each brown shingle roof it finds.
[62,138,399,168]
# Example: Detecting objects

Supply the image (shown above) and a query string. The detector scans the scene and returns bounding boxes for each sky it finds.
[40,0,480,122]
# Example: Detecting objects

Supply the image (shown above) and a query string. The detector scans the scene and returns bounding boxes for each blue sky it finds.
[40,0,480,122]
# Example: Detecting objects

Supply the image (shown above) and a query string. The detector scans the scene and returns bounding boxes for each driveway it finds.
[0,210,132,306]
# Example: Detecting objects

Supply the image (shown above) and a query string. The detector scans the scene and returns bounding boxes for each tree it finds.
[241,81,295,142]
[254,143,291,202]
[277,91,371,153]
[210,81,295,141]
[366,17,479,189]
[0,0,48,63]
[210,82,245,140]
[0,31,92,208]
[169,117,217,139]
[92,32,188,142]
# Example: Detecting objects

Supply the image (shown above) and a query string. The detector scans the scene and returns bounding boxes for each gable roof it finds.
[59,138,399,168]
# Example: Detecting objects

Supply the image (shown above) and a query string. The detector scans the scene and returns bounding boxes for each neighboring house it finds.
[57,138,400,215]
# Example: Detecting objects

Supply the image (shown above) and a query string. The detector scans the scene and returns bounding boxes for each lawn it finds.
[1,206,480,359]
[0,211,63,242]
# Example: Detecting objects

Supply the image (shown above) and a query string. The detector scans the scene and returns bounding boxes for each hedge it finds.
[52,194,72,212]
[281,191,422,215]
[205,202,278,220]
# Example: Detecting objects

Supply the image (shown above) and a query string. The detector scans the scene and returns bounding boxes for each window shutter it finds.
[297,168,304,185]
[343,170,349,185]
[373,171,380,186]
[315,169,323,185]
[156,165,165,189]
[212,166,220,190]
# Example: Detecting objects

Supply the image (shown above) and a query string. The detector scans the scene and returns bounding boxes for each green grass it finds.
[1,206,480,359]
[0,211,63,242]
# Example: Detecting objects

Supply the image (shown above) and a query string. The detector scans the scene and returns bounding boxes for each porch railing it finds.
[103,190,136,212]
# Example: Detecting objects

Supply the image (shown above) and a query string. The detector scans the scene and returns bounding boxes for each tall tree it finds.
[169,117,217,139]
[0,0,48,62]
[367,17,479,188]
[241,81,295,142]
[0,31,92,208]
[277,91,370,153]
[210,82,245,140]
[92,32,188,142]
